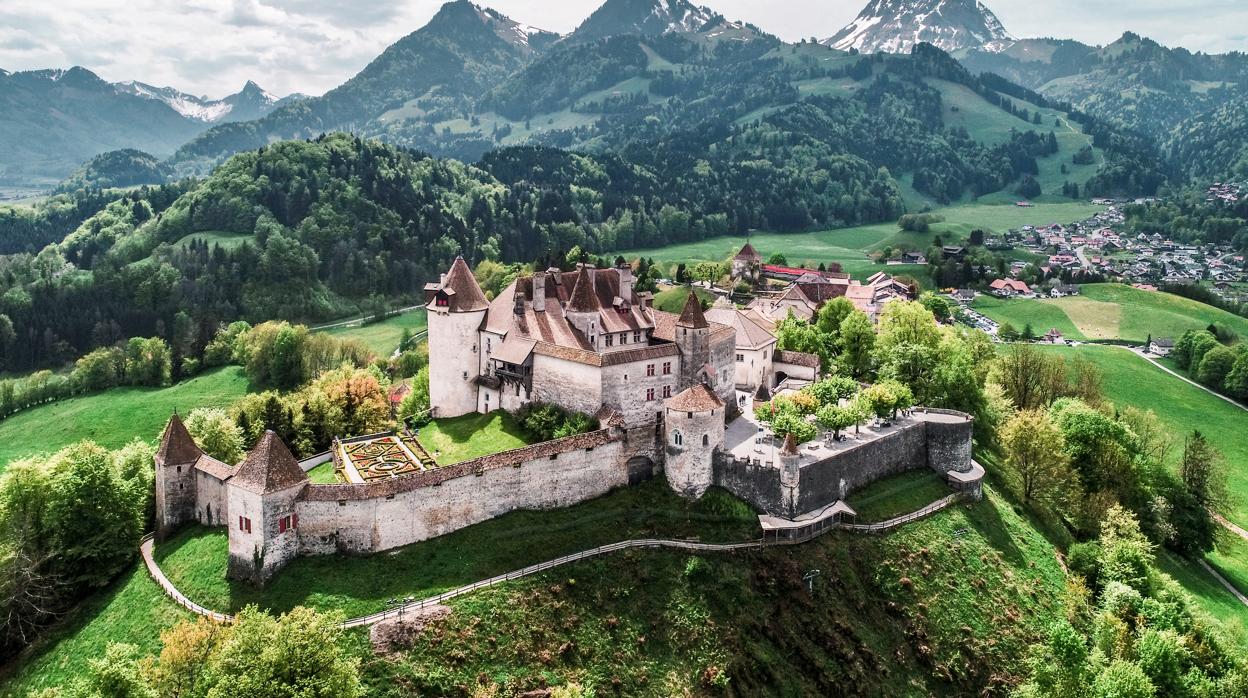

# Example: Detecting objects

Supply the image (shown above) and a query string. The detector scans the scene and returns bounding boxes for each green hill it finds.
[973,284,1248,343]
[0,367,249,472]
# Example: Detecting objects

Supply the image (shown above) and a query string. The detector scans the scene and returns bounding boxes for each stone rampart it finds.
[295,428,635,556]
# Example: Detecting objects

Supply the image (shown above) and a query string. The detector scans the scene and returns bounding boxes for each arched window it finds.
[673,430,683,446]
[702,434,709,446]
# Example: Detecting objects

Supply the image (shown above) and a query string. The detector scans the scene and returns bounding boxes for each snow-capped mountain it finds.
[115,79,294,124]
[569,0,719,44]
[474,4,561,53]
[825,0,1014,54]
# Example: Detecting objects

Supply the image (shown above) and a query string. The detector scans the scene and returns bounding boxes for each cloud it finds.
[0,0,1244,99]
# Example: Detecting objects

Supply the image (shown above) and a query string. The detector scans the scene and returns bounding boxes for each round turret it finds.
[427,256,489,418]
[663,383,725,499]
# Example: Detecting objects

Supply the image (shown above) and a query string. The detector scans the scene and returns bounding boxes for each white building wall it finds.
[427,307,485,418]
[600,356,678,427]
[664,406,724,499]
[733,344,775,391]
[530,355,602,416]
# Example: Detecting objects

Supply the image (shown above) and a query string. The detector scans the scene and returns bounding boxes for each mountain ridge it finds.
[825,0,1014,54]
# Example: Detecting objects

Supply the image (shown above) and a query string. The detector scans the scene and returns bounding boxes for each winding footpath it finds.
[140,495,965,628]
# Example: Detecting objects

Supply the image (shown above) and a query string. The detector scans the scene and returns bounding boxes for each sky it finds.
[0,0,1245,99]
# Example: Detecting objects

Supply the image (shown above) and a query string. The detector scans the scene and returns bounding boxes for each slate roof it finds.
[156,415,203,465]
[734,242,761,261]
[774,350,820,369]
[230,431,308,495]
[436,256,490,312]
[665,383,724,412]
[677,290,709,328]
[704,308,777,350]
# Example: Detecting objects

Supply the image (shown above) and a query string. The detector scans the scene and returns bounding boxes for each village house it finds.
[989,278,1032,297]
[1149,337,1175,356]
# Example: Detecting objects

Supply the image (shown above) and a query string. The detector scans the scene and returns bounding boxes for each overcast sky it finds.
[1,0,1245,99]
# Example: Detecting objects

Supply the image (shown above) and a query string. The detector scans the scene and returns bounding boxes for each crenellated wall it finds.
[714,410,975,518]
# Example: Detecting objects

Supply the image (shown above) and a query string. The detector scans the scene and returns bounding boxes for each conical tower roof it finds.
[677,289,708,329]
[566,265,601,313]
[230,431,308,495]
[439,256,489,312]
[156,414,203,465]
[734,242,761,261]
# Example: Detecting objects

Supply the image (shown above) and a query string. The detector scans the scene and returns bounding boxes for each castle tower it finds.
[675,289,711,392]
[564,265,601,349]
[779,433,801,517]
[426,256,490,419]
[731,242,762,285]
[154,414,203,541]
[663,383,725,499]
[226,431,309,587]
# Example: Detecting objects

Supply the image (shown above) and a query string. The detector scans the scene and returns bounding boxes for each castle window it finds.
[662,362,672,375]
[736,354,744,362]
[436,295,449,307]
[239,516,251,533]
[176,465,181,473]
[463,371,468,380]
[674,431,683,446]
[663,386,672,398]
[634,331,641,343]
[605,334,614,347]
[687,411,693,419]
[278,514,295,533]
[646,364,655,376]
[486,338,491,352]
[646,388,655,401]
[703,434,709,446]
[619,332,627,344]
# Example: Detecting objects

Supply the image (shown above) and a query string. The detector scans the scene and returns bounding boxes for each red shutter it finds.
[279,517,287,533]
[293,513,299,529]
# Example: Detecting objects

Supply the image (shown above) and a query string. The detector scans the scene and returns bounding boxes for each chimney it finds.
[617,264,633,306]
[440,273,447,286]
[533,271,546,312]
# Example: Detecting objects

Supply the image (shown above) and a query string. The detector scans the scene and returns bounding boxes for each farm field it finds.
[1035,344,1248,529]
[0,367,250,472]
[975,284,1248,343]
[613,201,1102,283]
[317,309,427,358]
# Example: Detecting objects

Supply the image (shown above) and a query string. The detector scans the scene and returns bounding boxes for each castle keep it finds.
[154,256,978,586]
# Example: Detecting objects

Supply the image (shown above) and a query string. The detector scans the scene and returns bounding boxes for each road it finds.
[1124,346,1248,414]
[1075,245,1091,269]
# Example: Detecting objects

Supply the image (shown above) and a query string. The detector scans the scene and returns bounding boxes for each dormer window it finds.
[435,295,449,307]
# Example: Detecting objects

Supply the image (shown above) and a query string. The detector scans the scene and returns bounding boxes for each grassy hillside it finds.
[975,284,1248,343]
[317,309,427,358]
[616,201,1102,283]
[1035,344,1248,527]
[9,484,1070,697]
[0,367,250,472]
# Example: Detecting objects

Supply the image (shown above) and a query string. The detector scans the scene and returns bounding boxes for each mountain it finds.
[1164,97,1248,181]
[0,67,206,184]
[567,0,718,43]
[52,148,172,193]
[959,32,1248,139]
[825,0,1014,54]
[173,0,559,169]
[116,79,295,124]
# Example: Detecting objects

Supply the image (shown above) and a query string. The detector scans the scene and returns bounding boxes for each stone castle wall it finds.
[294,428,635,557]
[427,308,485,419]
[713,411,974,518]
[154,459,198,539]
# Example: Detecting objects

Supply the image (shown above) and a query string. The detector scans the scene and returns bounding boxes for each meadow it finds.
[1036,344,1248,528]
[975,284,1248,343]
[0,367,250,472]
[316,308,427,358]
[613,201,1102,284]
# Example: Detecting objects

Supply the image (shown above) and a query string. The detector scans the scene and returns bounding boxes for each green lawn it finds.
[1155,549,1248,650]
[170,230,254,251]
[0,563,190,695]
[652,285,716,313]
[0,367,250,472]
[305,461,338,484]
[415,411,534,465]
[846,468,953,522]
[317,309,427,358]
[1208,535,1248,610]
[152,479,759,619]
[1036,344,1248,529]
[613,201,1102,281]
[973,284,1248,344]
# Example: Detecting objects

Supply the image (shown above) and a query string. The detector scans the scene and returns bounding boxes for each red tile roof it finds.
[677,289,709,329]
[156,414,203,465]
[665,383,723,412]
[230,431,308,495]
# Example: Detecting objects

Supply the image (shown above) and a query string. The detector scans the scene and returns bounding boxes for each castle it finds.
[154,255,979,586]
